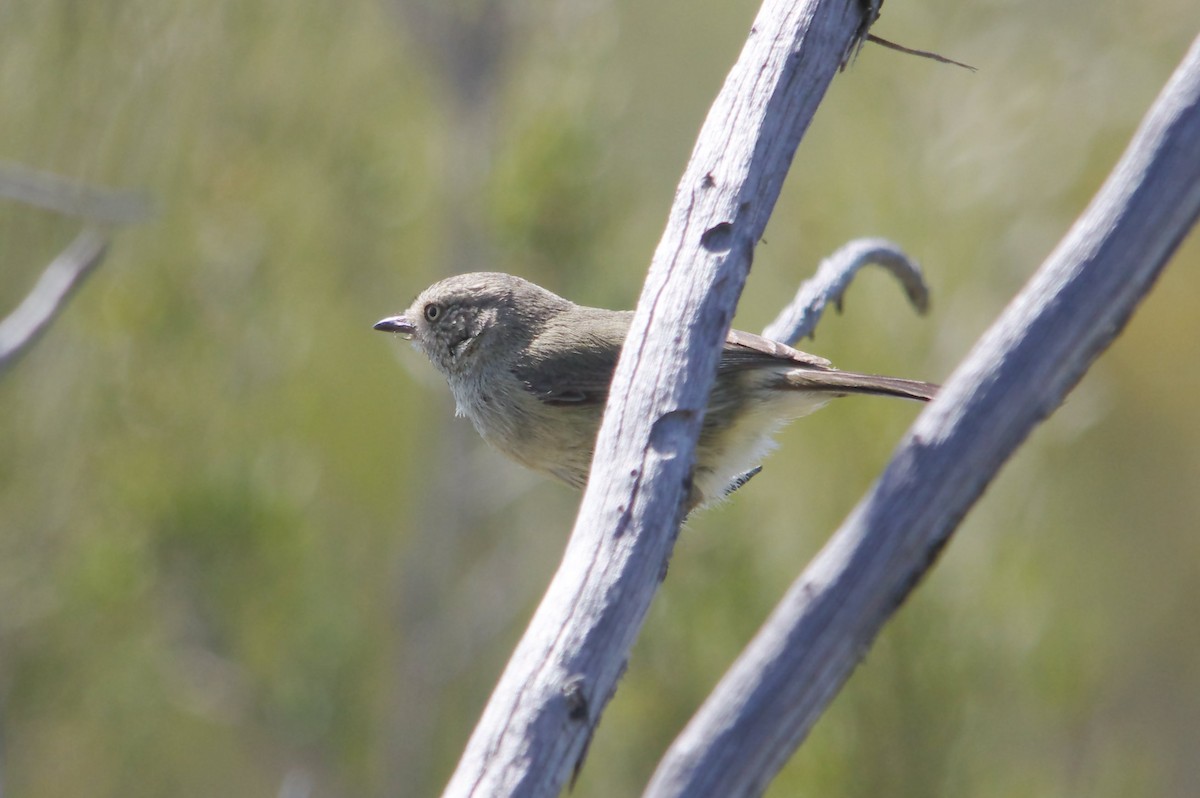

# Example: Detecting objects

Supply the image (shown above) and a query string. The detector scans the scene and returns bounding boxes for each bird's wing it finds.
[721,328,833,372]
[514,311,838,406]
[512,309,629,406]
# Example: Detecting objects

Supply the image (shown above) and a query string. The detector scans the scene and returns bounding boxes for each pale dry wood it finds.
[761,237,928,344]
[0,165,152,375]
[645,31,1200,798]
[0,229,109,375]
[0,162,151,224]
[440,1,878,796]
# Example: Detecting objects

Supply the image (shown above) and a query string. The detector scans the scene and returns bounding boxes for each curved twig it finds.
[762,237,929,345]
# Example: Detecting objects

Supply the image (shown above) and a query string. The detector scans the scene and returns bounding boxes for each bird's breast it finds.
[447,373,600,489]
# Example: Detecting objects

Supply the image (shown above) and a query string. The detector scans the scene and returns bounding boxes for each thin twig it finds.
[0,162,152,224]
[761,237,929,345]
[866,33,977,72]
[0,229,109,376]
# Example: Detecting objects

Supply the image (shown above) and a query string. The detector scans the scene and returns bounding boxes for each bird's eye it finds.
[423,302,442,322]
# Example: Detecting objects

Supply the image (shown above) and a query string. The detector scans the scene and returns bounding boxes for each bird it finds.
[375,272,937,509]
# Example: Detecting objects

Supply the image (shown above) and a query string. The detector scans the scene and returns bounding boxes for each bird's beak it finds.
[373,315,416,339]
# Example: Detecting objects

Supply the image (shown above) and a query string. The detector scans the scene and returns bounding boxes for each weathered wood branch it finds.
[0,166,152,375]
[440,1,877,795]
[762,237,928,344]
[0,162,151,224]
[0,229,109,376]
[645,31,1200,798]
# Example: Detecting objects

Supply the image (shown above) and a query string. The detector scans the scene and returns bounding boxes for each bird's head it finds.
[374,272,572,379]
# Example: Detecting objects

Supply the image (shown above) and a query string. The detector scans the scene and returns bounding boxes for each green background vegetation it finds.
[2,1,1198,795]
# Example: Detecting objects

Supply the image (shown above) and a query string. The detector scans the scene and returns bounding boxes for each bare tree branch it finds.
[0,162,151,224]
[645,31,1200,798]
[440,0,879,795]
[0,164,152,376]
[0,229,109,376]
[762,237,929,344]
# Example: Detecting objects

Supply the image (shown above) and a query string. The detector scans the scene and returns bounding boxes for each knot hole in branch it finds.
[562,674,589,722]
[649,409,697,459]
[700,221,734,253]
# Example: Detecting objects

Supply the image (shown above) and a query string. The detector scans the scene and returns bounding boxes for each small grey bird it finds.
[375,272,937,508]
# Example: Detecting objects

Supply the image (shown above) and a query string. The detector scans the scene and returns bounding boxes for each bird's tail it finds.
[784,369,939,402]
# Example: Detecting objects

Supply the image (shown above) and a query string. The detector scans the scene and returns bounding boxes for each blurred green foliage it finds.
[2,0,1198,796]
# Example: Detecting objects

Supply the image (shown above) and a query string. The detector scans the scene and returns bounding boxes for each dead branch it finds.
[439,1,881,795]
[0,229,109,376]
[762,237,929,344]
[646,31,1200,798]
